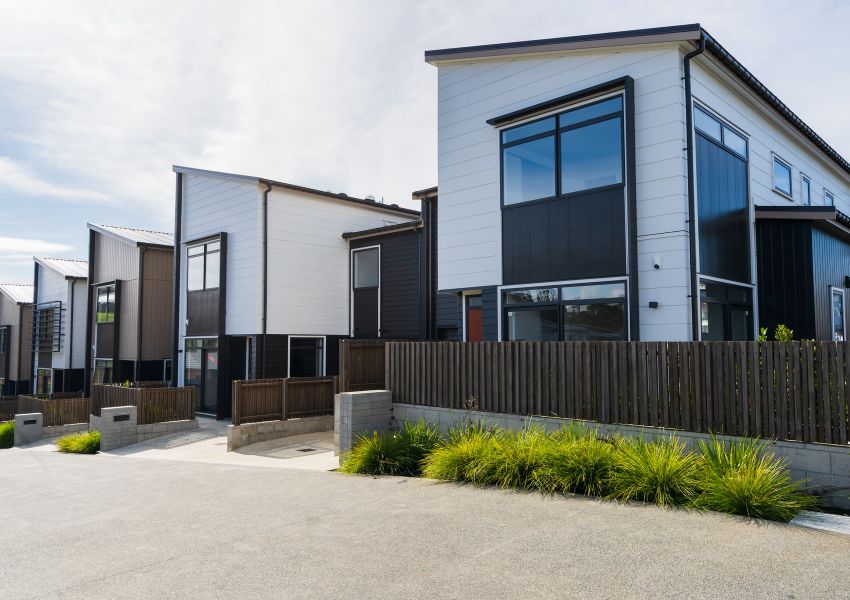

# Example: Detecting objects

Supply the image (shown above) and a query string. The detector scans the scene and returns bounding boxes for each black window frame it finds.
[0,326,7,354]
[96,283,117,324]
[801,174,811,206]
[825,189,835,207]
[694,105,749,160]
[699,280,754,341]
[772,155,793,199]
[501,281,628,341]
[187,239,221,292]
[288,336,325,378]
[499,92,626,210]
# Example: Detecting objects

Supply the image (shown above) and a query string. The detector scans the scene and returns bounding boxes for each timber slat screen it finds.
[17,394,92,427]
[0,397,16,422]
[385,341,850,446]
[91,385,195,425]
[339,339,387,392]
[231,377,337,426]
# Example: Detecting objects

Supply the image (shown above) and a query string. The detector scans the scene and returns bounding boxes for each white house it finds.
[32,257,88,394]
[172,166,423,418]
[425,24,850,343]
[0,283,33,395]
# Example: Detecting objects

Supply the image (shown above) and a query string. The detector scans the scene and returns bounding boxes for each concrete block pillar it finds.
[98,406,138,451]
[334,390,393,455]
[14,413,43,446]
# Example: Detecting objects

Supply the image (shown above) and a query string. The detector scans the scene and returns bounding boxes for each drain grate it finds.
[157,431,219,449]
[296,447,317,453]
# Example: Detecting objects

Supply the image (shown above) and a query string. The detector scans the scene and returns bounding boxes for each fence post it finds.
[232,380,240,426]
[281,379,288,421]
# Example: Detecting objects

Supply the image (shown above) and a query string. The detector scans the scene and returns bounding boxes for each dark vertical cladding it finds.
[435,293,460,340]
[696,134,750,283]
[171,172,183,387]
[502,186,627,284]
[351,230,424,339]
[811,226,850,340]
[624,78,639,340]
[83,229,95,395]
[186,290,219,335]
[31,263,38,384]
[481,287,498,340]
[217,233,228,419]
[756,220,815,339]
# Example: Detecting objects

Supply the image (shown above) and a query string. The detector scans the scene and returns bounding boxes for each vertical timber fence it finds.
[339,339,387,392]
[17,394,92,427]
[90,385,195,425]
[231,376,337,426]
[385,341,850,446]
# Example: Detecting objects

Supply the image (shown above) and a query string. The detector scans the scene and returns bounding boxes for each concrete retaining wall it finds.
[90,406,198,451]
[13,413,89,446]
[333,392,850,509]
[334,391,393,454]
[227,415,333,451]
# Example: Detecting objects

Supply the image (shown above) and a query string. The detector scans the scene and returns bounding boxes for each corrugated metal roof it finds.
[35,257,88,279]
[0,283,33,304]
[90,224,173,247]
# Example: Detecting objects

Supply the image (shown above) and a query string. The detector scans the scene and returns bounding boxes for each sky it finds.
[0,0,848,282]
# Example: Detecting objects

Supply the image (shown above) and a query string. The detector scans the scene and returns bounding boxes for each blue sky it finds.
[1,0,848,282]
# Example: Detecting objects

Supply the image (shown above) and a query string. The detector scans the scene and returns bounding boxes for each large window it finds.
[353,247,379,289]
[694,106,748,158]
[33,302,61,353]
[501,95,624,206]
[831,287,845,342]
[773,156,792,198]
[503,281,627,341]
[699,281,753,341]
[187,240,220,291]
[289,337,324,377]
[96,284,116,323]
[93,359,113,384]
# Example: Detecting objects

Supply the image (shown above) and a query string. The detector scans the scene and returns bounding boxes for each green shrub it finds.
[0,421,13,449]
[422,421,496,482]
[609,437,702,506]
[340,419,440,476]
[56,430,100,454]
[695,436,816,522]
[533,431,616,496]
[471,426,553,490]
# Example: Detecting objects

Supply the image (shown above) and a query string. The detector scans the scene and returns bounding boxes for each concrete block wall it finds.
[227,415,333,451]
[13,413,88,446]
[392,403,850,510]
[90,406,198,451]
[334,391,393,454]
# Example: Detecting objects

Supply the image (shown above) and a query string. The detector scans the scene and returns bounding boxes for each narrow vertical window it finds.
[801,175,811,206]
[825,190,835,207]
[773,156,792,198]
[831,287,845,341]
[187,240,221,291]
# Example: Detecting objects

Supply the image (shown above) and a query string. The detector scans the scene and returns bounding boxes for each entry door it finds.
[352,247,380,338]
[202,349,218,413]
[465,295,483,342]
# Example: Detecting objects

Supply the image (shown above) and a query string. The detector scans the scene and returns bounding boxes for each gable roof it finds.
[89,223,173,248]
[34,257,88,279]
[426,24,850,181]
[173,165,420,218]
[0,283,33,304]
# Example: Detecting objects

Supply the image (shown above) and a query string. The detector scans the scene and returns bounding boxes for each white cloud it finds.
[0,157,108,202]
[0,236,73,255]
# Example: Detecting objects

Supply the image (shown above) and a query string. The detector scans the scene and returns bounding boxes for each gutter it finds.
[171,173,183,387]
[261,183,271,378]
[684,34,706,341]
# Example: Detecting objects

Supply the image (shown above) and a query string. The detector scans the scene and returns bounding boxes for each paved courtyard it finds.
[2,440,850,600]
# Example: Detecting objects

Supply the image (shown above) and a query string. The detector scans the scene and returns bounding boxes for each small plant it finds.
[422,421,496,482]
[0,421,13,449]
[340,419,440,476]
[471,426,552,490]
[757,327,768,342]
[608,437,702,506]
[695,435,816,522]
[533,430,616,496]
[774,324,794,342]
[56,430,100,454]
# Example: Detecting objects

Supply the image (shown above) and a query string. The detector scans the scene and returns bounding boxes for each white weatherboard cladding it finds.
[35,266,87,371]
[691,59,850,213]
[179,173,262,338]
[265,188,412,335]
[436,44,692,341]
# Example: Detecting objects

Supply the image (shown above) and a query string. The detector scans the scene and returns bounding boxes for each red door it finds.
[466,295,483,342]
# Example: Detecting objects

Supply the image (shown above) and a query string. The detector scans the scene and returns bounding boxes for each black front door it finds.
[352,247,380,338]
[185,338,219,414]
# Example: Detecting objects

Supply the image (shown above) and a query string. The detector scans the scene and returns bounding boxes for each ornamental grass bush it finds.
[56,430,100,454]
[346,419,817,522]
[694,435,817,522]
[0,421,13,449]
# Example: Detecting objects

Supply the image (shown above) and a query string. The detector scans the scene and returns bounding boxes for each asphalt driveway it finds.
[1,448,848,599]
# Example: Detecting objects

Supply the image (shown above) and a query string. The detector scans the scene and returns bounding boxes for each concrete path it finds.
[2,448,849,599]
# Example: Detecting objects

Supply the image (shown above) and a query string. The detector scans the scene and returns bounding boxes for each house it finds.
[172,166,427,418]
[83,224,174,392]
[32,257,88,394]
[0,283,33,395]
[425,24,850,342]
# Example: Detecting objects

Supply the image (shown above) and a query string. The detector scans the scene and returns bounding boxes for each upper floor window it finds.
[501,95,624,207]
[96,284,116,323]
[0,326,8,353]
[33,301,61,353]
[187,240,220,291]
[825,189,835,206]
[694,105,748,158]
[773,156,793,198]
[801,175,811,206]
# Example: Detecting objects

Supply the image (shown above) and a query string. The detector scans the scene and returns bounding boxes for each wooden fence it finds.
[231,376,337,426]
[17,394,92,427]
[0,397,16,422]
[339,339,387,392]
[385,341,850,446]
[91,385,195,425]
